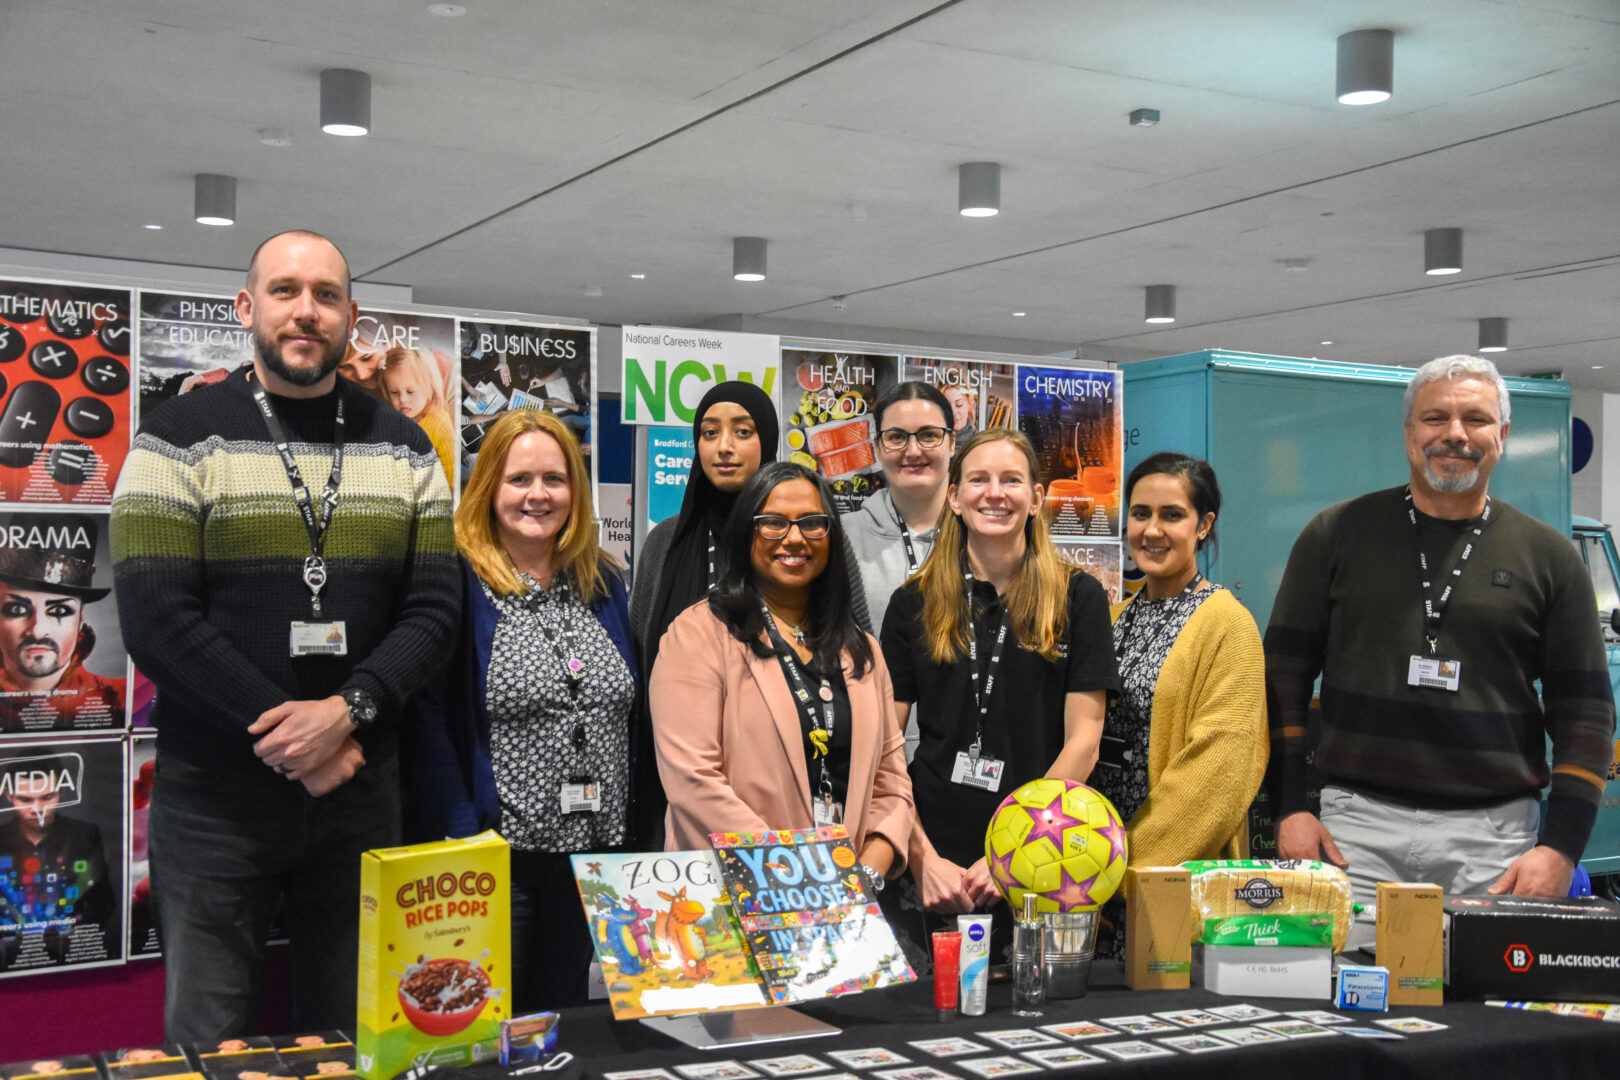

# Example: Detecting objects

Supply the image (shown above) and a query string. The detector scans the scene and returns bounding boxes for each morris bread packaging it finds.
[357,831,510,1080]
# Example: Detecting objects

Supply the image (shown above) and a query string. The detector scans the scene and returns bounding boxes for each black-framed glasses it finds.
[753,513,832,540]
[877,426,949,451]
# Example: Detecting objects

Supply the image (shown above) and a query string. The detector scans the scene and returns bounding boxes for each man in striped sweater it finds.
[110,231,458,1041]
[1267,355,1614,945]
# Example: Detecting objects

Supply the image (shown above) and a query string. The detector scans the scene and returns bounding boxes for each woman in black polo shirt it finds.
[880,428,1118,953]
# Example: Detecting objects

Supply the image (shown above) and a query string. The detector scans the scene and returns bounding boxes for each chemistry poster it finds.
[902,356,1015,439]
[0,737,126,976]
[779,350,899,513]
[459,320,595,490]
[0,510,126,735]
[1017,366,1123,539]
[0,280,132,506]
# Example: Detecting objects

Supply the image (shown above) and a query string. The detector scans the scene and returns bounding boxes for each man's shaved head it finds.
[246,230,352,297]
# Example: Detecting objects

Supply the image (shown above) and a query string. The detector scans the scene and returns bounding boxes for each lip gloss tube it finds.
[931,930,962,1021]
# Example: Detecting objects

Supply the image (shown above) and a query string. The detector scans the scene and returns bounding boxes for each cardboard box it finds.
[1192,945,1332,999]
[1335,964,1388,1011]
[1445,895,1620,1003]
[1124,866,1191,990]
[357,831,511,1080]
[1376,882,1444,1006]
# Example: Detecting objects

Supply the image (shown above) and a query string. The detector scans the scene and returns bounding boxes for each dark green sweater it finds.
[1265,486,1615,861]
[110,369,458,774]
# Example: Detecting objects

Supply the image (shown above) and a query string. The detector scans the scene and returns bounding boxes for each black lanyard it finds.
[1407,487,1492,656]
[1112,573,1204,682]
[762,606,836,802]
[251,382,345,618]
[524,576,585,702]
[707,530,717,593]
[963,570,1010,762]
[890,493,922,576]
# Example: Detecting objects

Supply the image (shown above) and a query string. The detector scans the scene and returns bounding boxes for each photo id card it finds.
[1407,655,1461,691]
[951,751,1005,791]
[560,781,601,814]
[289,621,348,657]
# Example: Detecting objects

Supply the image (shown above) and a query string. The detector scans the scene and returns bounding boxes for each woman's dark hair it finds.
[1124,451,1221,551]
[872,380,953,433]
[709,461,874,678]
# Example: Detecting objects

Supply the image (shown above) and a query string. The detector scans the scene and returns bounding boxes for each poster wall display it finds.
[646,427,695,529]
[343,309,459,489]
[460,320,594,488]
[0,737,126,975]
[0,281,133,506]
[902,356,1016,439]
[779,350,899,513]
[134,291,253,425]
[598,482,634,574]
[1056,540,1123,604]
[126,733,156,959]
[621,326,780,427]
[0,510,126,735]
[1016,367,1123,539]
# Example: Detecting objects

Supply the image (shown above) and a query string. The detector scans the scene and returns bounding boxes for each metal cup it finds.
[1042,910,1097,999]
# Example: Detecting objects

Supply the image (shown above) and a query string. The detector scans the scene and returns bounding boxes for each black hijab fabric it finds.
[646,380,780,665]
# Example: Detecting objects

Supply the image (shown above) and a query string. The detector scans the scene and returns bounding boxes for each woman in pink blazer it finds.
[650,462,913,891]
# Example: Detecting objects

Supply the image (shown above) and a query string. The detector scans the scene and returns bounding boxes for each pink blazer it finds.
[650,601,914,866]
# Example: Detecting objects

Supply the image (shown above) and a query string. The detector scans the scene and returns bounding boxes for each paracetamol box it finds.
[1335,964,1389,1011]
[357,831,511,1080]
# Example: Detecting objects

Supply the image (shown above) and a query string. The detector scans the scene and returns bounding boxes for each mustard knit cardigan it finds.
[1107,587,1269,873]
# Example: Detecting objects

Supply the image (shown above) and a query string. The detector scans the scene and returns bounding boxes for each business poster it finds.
[0,510,126,735]
[1057,540,1123,604]
[1016,367,1123,539]
[779,350,899,513]
[344,310,459,489]
[646,427,694,529]
[621,327,779,426]
[134,291,253,425]
[0,738,126,975]
[0,281,132,506]
[126,732,157,959]
[902,356,1016,439]
[459,320,594,489]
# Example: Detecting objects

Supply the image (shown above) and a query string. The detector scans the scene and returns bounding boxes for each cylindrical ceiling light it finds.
[1478,317,1509,353]
[733,237,767,282]
[958,162,1001,217]
[1425,227,1463,275]
[1336,29,1393,105]
[1144,284,1176,324]
[194,173,236,226]
[320,68,371,136]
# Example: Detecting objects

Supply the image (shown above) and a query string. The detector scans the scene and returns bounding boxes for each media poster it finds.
[459,321,594,491]
[1016,367,1123,539]
[127,733,157,959]
[1057,540,1123,604]
[779,350,899,513]
[0,281,132,506]
[902,356,1016,439]
[0,510,126,735]
[0,738,126,976]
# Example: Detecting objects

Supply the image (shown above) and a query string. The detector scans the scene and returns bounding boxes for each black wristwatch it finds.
[341,687,379,731]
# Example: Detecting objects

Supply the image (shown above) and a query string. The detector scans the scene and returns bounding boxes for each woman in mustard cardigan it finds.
[1094,453,1267,955]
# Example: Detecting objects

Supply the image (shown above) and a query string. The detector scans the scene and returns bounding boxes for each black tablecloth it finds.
[492,963,1620,1079]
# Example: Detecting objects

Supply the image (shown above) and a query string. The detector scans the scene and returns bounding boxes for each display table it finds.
[510,964,1620,1079]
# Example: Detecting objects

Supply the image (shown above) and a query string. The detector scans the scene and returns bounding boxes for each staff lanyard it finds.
[891,492,922,576]
[963,568,1010,763]
[525,577,586,703]
[707,530,718,592]
[1407,486,1492,656]
[762,606,837,804]
[1112,573,1204,682]
[252,382,345,618]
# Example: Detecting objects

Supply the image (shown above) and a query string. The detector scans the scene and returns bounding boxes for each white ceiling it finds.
[3,0,1617,383]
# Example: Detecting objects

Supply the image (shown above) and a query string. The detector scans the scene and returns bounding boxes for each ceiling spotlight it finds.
[1012,311,1026,317]
[193,173,236,226]
[1336,29,1393,105]
[1281,258,1310,273]
[258,127,292,147]
[1320,340,1334,346]
[1424,228,1463,275]
[1594,365,1606,370]
[1144,284,1176,324]
[1129,108,1161,127]
[320,68,371,136]
[629,273,645,280]
[144,223,163,231]
[733,237,767,281]
[1478,317,1509,353]
[958,162,1000,217]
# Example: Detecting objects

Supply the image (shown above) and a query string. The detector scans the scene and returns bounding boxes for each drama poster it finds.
[1016,367,1123,539]
[134,291,253,425]
[0,510,126,735]
[0,281,132,505]
[459,321,595,490]
[0,737,127,975]
[779,350,899,513]
[126,733,157,959]
[344,309,459,490]
[1057,541,1123,604]
[902,356,1016,439]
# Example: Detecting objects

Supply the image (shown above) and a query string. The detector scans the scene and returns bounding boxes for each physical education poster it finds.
[0,737,126,976]
[1016,367,1123,539]
[459,321,594,490]
[0,510,126,735]
[344,309,459,490]
[0,280,132,505]
[902,356,1016,438]
[1057,540,1123,604]
[126,732,157,959]
[779,351,899,513]
[134,291,253,425]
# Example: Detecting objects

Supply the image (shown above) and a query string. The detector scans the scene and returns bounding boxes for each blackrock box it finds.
[1445,895,1620,1003]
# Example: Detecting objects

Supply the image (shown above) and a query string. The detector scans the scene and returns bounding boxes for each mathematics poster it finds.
[0,737,126,976]
[0,280,132,506]
[459,321,595,491]
[779,350,899,514]
[1016,367,1123,539]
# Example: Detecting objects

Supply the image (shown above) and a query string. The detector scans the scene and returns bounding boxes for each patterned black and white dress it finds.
[484,573,634,853]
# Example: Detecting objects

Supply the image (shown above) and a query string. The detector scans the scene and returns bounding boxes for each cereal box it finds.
[357,830,510,1080]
